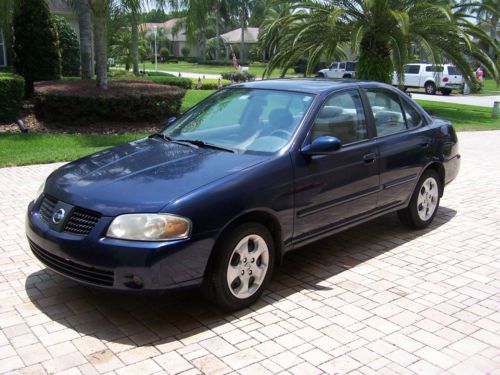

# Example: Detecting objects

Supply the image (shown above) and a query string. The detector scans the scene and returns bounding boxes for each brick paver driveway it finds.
[1,131,499,374]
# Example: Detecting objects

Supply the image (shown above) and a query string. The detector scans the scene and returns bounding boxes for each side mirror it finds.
[166,116,177,127]
[301,136,342,155]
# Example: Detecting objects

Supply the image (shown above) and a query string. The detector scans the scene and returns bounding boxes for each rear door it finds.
[404,64,421,87]
[293,89,380,243]
[363,87,432,209]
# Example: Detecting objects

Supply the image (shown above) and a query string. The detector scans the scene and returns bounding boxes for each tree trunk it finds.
[93,10,107,89]
[77,0,93,79]
[131,10,139,76]
[240,6,245,62]
[357,35,393,84]
[215,4,220,61]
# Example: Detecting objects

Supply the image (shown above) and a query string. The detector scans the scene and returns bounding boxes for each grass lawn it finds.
[0,133,147,168]
[181,89,215,112]
[479,79,500,96]
[416,100,500,131]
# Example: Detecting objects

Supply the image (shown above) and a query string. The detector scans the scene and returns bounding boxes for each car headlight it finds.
[106,214,191,241]
[33,181,45,203]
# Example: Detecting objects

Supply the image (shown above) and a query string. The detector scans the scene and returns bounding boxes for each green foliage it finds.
[52,16,80,77]
[357,49,393,84]
[145,71,176,77]
[146,75,193,89]
[248,45,263,62]
[160,47,170,61]
[34,80,186,122]
[181,47,191,57]
[13,0,61,95]
[0,73,25,120]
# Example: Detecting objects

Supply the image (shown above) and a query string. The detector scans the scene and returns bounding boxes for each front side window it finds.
[366,89,407,136]
[310,90,368,145]
[163,89,314,154]
[330,62,338,69]
[0,30,6,67]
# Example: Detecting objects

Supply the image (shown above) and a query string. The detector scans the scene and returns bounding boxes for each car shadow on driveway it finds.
[24,207,456,347]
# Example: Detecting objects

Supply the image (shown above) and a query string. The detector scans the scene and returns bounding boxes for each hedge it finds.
[145,71,175,77]
[190,78,231,90]
[34,80,186,122]
[145,76,193,89]
[0,73,25,121]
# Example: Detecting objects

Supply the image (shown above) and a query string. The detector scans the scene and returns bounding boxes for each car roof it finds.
[228,78,389,95]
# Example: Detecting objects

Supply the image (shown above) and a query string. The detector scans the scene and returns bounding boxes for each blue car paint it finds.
[26,79,460,292]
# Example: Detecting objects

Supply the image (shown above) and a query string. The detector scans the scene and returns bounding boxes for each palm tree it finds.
[76,0,93,79]
[117,0,144,76]
[260,0,499,84]
[0,0,15,63]
[88,0,110,89]
[475,0,499,64]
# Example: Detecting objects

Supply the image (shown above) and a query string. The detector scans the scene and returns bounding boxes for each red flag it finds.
[232,52,239,70]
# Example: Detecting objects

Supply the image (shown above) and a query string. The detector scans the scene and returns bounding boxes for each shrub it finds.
[159,47,170,62]
[181,47,190,57]
[52,15,80,77]
[13,0,61,95]
[189,78,231,90]
[0,73,25,121]
[34,80,186,122]
[221,71,256,82]
[146,76,192,89]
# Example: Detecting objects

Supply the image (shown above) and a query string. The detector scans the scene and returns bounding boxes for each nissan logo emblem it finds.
[52,208,66,224]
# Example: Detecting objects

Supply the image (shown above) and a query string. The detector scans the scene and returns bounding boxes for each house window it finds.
[0,30,6,67]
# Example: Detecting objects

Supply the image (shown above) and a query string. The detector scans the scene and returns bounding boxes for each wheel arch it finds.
[423,162,445,197]
[204,210,284,278]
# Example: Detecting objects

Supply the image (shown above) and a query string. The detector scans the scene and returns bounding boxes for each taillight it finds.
[443,77,449,82]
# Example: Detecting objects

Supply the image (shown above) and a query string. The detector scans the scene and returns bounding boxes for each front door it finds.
[293,89,380,244]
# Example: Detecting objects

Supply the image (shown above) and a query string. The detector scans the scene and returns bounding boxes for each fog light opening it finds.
[132,275,143,288]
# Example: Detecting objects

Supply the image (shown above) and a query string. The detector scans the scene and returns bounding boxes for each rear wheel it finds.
[202,223,275,311]
[441,88,452,96]
[398,170,442,229]
[424,82,437,95]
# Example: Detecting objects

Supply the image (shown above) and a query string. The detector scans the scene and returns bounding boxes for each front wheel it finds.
[202,223,275,311]
[398,170,442,229]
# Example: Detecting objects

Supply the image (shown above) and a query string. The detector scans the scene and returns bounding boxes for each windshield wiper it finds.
[175,139,236,153]
[149,133,199,149]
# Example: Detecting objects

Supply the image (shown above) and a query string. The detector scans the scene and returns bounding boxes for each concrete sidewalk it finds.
[412,93,500,108]
[0,131,499,374]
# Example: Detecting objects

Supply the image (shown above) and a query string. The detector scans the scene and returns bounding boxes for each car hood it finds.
[45,137,267,216]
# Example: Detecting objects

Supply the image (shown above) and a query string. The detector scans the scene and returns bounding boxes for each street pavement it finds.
[0,131,499,374]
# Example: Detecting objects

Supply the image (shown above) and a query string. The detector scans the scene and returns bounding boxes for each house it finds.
[219,27,259,58]
[140,19,198,57]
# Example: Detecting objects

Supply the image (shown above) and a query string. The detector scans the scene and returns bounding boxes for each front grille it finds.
[38,196,101,236]
[29,239,114,286]
[65,208,102,236]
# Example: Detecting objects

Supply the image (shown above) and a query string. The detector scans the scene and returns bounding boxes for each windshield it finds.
[162,88,314,154]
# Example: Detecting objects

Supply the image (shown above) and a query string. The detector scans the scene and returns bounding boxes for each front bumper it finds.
[26,200,215,291]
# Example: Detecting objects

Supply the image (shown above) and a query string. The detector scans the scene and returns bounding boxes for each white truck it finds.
[392,63,463,95]
[317,61,357,79]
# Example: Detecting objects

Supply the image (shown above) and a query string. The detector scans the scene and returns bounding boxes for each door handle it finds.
[363,153,377,163]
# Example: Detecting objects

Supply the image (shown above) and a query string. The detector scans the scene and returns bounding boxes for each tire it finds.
[398,170,442,229]
[424,82,437,95]
[343,74,352,79]
[202,222,275,311]
[441,88,452,96]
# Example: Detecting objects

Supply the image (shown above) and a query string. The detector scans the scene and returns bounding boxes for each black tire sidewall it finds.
[207,222,275,310]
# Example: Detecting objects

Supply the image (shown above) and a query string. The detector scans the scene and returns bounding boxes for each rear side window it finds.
[366,90,407,136]
[447,66,459,75]
[311,90,367,145]
[346,62,356,71]
[339,62,346,69]
[405,65,420,74]
[401,100,423,129]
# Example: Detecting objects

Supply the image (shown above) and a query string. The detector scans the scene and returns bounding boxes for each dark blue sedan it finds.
[26,79,460,310]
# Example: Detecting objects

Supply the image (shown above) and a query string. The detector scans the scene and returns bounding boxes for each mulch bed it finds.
[0,101,165,135]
